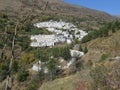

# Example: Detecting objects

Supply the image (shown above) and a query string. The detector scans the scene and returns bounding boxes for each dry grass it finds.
[82,30,120,62]
[40,68,93,90]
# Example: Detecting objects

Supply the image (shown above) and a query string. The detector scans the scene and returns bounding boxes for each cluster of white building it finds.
[34,20,75,29]
[30,35,66,47]
[31,20,87,47]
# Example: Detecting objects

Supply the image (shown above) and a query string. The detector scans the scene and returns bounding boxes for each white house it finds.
[70,49,84,57]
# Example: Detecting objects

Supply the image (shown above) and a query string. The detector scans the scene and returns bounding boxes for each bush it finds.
[26,81,38,90]
[51,45,71,60]
[83,47,88,54]
[79,45,83,51]
[0,62,9,82]
[17,36,30,50]
[100,54,108,61]
[11,61,19,74]
[81,34,92,43]
[17,70,29,82]
[81,21,120,43]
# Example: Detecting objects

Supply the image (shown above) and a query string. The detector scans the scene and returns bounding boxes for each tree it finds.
[46,59,59,80]
[83,47,88,54]
[0,61,9,81]
[81,34,92,43]
[62,46,71,60]
[11,61,19,74]
[79,45,83,51]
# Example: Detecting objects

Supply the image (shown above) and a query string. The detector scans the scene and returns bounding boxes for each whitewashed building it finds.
[31,20,88,47]
[70,49,84,57]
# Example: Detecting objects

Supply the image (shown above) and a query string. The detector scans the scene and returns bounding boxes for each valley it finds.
[0,0,120,90]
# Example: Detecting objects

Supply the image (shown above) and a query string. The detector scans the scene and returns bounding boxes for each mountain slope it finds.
[40,27,120,90]
[0,1,120,90]
[0,0,116,20]
[0,0,118,30]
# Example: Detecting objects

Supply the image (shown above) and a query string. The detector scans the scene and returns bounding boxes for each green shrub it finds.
[79,45,83,51]
[83,47,88,54]
[26,81,38,90]
[0,62,9,82]
[81,21,120,43]
[11,61,19,74]
[17,70,29,82]
[100,54,108,61]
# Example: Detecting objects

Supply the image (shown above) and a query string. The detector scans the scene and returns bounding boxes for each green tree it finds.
[83,47,88,54]
[46,59,59,80]
[0,62,9,81]
[79,45,83,51]
[11,61,19,74]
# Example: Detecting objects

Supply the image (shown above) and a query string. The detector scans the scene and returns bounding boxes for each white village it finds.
[31,20,88,73]
[31,20,87,47]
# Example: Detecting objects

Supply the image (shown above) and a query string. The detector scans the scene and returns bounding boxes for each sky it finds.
[63,0,120,15]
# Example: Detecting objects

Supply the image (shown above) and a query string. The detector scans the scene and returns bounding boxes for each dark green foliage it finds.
[17,36,30,50]
[74,38,79,44]
[51,46,71,60]
[82,20,120,43]
[26,71,45,90]
[17,70,29,82]
[83,47,88,54]
[0,13,9,31]
[35,45,71,61]
[81,33,92,43]
[110,20,120,33]
[0,35,4,48]
[38,71,45,82]
[26,81,38,90]
[62,46,71,60]
[11,61,19,74]
[79,45,83,51]
[81,28,109,43]
[0,61,9,81]
[46,58,60,80]
[0,70,7,82]
[35,49,50,62]
[46,59,59,72]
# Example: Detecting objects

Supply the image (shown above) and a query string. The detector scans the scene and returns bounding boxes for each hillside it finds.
[0,0,120,90]
[0,0,115,19]
[0,0,118,30]
[40,28,120,90]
